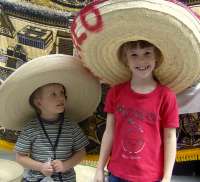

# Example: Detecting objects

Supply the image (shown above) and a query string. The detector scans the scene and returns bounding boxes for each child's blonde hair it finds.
[29,83,66,115]
[118,40,163,68]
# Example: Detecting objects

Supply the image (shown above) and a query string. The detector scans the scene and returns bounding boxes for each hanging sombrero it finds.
[0,159,24,182]
[75,165,96,182]
[75,164,108,182]
[71,0,200,93]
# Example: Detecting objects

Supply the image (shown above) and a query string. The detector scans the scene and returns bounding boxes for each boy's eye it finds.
[61,91,65,96]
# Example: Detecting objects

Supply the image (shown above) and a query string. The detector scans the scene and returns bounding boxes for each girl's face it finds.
[35,84,66,119]
[126,45,156,80]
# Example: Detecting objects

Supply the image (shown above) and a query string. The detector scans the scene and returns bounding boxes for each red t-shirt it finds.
[104,81,179,182]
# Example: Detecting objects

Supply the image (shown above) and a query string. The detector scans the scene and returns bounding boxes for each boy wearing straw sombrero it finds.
[71,0,200,181]
[0,54,101,181]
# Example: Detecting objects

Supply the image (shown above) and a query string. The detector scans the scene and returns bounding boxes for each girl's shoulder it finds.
[109,81,129,92]
[158,84,177,101]
[159,84,176,95]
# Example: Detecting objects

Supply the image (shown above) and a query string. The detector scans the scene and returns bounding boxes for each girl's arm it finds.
[16,152,53,176]
[94,113,115,182]
[162,128,177,182]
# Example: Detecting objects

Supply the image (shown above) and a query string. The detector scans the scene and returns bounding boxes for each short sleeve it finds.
[72,123,89,151]
[15,124,33,154]
[104,87,116,113]
[161,89,179,128]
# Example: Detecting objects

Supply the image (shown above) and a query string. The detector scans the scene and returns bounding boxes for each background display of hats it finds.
[71,0,200,93]
[0,54,101,130]
[0,159,24,182]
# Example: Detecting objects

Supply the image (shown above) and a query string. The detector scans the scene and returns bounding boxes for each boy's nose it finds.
[58,95,66,100]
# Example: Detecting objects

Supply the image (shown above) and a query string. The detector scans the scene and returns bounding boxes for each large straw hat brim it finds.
[0,54,101,130]
[0,159,24,181]
[72,0,200,93]
[75,165,96,182]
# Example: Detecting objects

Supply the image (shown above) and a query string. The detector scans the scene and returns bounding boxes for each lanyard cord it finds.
[38,114,64,182]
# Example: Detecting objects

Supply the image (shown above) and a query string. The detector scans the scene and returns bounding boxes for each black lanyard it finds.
[38,114,64,181]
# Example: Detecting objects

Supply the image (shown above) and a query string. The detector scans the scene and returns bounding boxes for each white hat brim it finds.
[0,159,24,181]
[177,82,200,114]
[0,54,101,130]
[75,165,96,182]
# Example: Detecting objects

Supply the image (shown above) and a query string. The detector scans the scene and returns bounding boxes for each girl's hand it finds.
[52,160,65,173]
[161,177,171,182]
[40,161,53,176]
[93,169,105,182]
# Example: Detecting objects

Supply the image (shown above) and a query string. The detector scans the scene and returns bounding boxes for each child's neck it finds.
[40,113,59,121]
[131,77,157,94]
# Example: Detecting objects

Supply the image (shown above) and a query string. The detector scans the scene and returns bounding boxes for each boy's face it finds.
[126,45,156,80]
[35,84,66,119]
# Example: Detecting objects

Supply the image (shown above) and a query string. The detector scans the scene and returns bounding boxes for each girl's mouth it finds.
[135,65,150,71]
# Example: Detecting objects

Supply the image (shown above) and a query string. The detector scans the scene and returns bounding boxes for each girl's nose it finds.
[138,56,146,62]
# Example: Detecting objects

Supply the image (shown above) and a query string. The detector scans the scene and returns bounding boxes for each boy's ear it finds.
[34,98,41,108]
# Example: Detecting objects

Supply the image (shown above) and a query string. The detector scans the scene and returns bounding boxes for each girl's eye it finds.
[51,92,57,96]
[131,54,137,57]
[145,51,151,55]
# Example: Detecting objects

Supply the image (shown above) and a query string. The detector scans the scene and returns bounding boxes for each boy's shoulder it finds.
[22,118,40,130]
[63,117,79,128]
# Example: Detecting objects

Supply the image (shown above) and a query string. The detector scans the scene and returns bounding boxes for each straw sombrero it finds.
[0,159,24,182]
[75,165,96,182]
[0,54,101,130]
[71,0,200,93]
[75,164,108,182]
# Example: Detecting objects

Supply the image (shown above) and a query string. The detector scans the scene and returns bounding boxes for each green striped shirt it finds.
[15,118,89,182]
